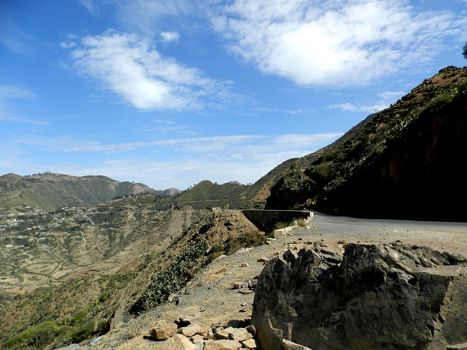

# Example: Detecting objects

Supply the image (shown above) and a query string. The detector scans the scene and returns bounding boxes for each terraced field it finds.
[0,194,196,298]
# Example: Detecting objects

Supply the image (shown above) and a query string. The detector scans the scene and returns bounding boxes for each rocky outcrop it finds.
[252,243,467,350]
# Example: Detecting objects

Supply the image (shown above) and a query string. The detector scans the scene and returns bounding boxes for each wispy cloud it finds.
[115,0,195,36]
[14,134,264,153]
[78,0,196,36]
[330,90,405,114]
[13,132,342,188]
[0,20,36,55]
[212,0,465,86]
[78,0,99,16]
[0,85,36,101]
[64,30,227,111]
[14,135,146,153]
[0,84,48,126]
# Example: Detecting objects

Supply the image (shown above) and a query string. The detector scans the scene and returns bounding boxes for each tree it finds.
[463,42,467,60]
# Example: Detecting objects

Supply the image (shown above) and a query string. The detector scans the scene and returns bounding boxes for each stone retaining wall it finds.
[241,209,312,233]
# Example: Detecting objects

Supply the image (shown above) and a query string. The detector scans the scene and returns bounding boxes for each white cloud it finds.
[377,91,405,101]
[212,0,465,86]
[330,90,405,114]
[65,30,223,110]
[81,132,342,188]
[13,132,342,188]
[330,102,390,114]
[160,31,180,42]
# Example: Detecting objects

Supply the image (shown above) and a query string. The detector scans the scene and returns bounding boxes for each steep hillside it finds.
[0,196,264,349]
[0,172,154,213]
[262,66,467,220]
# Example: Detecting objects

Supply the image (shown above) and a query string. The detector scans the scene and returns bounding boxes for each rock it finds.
[238,288,253,294]
[257,257,268,263]
[242,338,257,349]
[281,339,312,350]
[175,316,192,328]
[216,267,228,274]
[240,262,250,267]
[247,279,257,289]
[149,320,178,340]
[179,323,203,337]
[228,327,253,342]
[232,282,244,289]
[160,334,197,350]
[246,325,256,337]
[117,336,162,350]
[252,243,467,350]
[54,345,81,350]
[215,328,230,339]
[191,334,204,343]
[204,339,242,350]
[207,328,215,339]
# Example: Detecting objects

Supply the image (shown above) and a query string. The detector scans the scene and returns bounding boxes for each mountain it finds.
[154,180,250,209]
[255,66,467,221]
[0,172,154,213]
[154,188,180,197]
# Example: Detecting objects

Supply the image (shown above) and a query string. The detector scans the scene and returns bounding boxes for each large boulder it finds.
[252,243,467,350]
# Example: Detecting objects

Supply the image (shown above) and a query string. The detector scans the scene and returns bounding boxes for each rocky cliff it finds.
[261,66,467,220]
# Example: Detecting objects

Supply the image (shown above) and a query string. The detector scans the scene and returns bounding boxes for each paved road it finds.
[296,212,467,256]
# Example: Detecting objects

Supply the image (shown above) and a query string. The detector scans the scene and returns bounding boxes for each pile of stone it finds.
[148,317,258,349]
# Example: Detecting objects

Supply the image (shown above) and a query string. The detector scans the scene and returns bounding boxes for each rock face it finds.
[252,243,467,350]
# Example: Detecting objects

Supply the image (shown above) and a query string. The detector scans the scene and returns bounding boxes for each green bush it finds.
[4,310,110,349]
[5,321,60,349]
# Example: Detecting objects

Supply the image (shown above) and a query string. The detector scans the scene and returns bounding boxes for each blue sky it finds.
[1,0,466,189]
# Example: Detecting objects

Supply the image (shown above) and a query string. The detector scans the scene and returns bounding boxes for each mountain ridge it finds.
[0,172,155,213]
[258,66,467,220]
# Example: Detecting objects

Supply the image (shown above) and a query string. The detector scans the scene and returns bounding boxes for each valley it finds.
[0,194,193,297]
